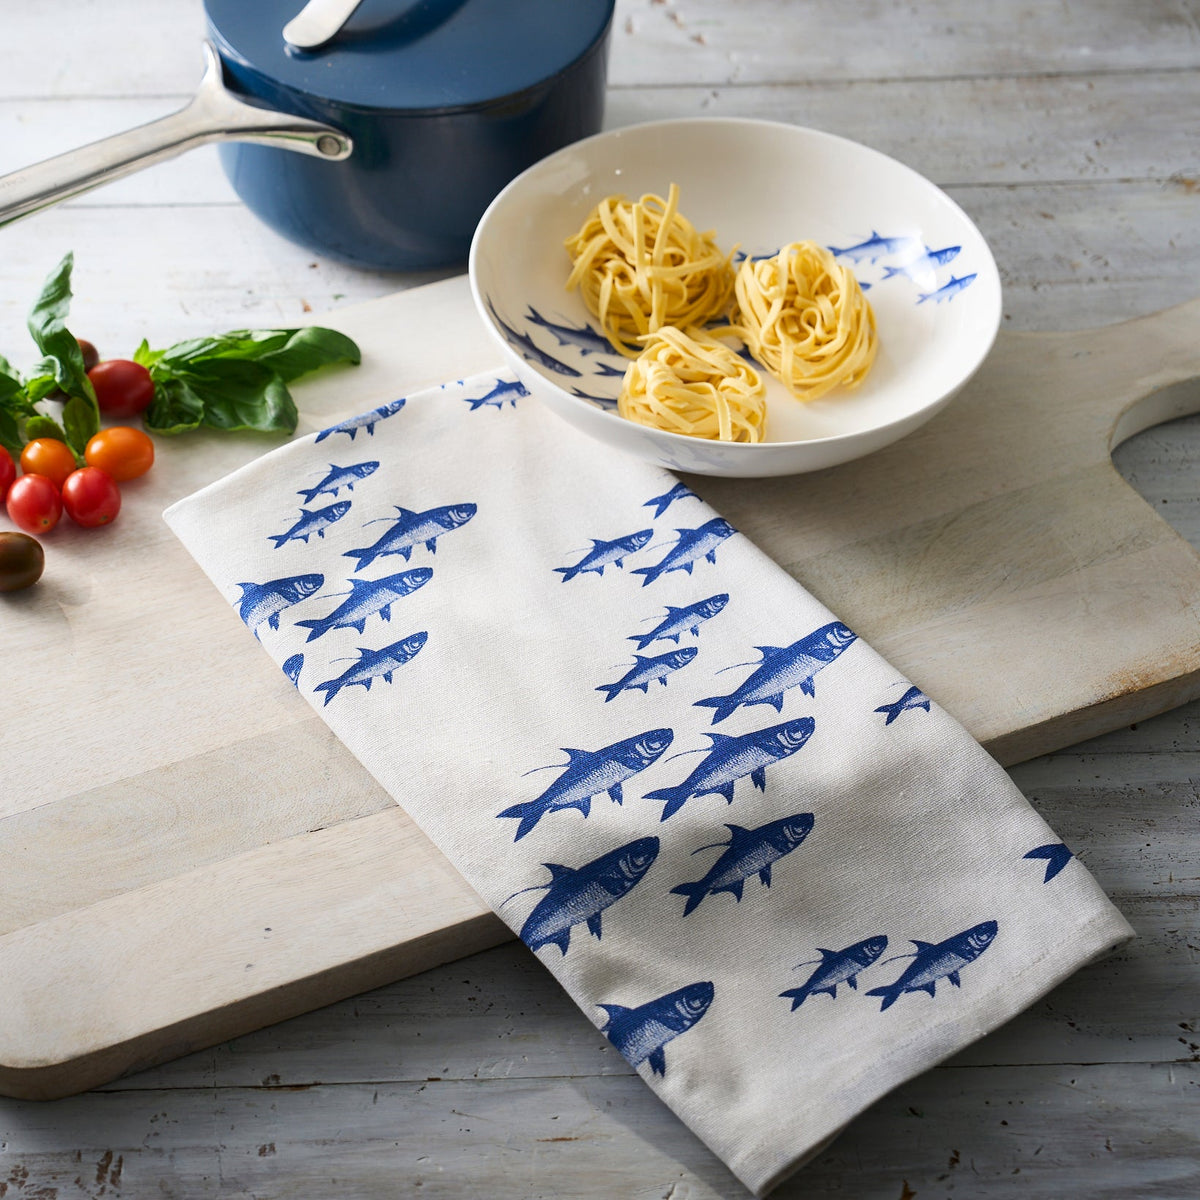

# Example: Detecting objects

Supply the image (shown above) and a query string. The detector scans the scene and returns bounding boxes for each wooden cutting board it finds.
[3,275,1199,1101]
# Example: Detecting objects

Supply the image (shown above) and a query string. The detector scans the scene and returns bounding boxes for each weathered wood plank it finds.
[4,1064,1197,1199]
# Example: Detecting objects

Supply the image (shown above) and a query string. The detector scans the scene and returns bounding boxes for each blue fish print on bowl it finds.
[315,398,406,442]
[512,836,660,955]
[645,716,815,821]
[599,981,714,1078]
[866,919,999,1011]
[498,728,674,841]
[670,813,815,916]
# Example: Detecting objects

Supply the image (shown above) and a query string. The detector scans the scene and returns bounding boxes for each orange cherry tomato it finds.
[20,438,77,488]
[84,426,155,482]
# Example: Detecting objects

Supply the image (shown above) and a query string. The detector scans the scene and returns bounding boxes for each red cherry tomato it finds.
[85,426,155,482]
[0,447,14,502]
[20,437,77,488]
[87,359,155,418]
[76,337,100,372]
[61,467,121,528]
[6,474,62,533]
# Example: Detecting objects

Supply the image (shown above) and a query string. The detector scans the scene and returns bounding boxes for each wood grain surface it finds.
[1,0,1198,1196]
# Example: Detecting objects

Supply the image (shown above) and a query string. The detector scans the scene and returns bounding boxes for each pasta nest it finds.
[724,241,877,401]
[618,326,767,444]
[565,184,735,357]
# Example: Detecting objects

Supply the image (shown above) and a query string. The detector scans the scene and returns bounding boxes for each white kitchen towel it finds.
[165,369,1133,1197]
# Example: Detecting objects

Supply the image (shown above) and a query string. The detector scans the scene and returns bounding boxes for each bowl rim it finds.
[468,115,1003,454]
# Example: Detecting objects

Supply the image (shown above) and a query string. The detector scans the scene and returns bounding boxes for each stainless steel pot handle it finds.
[0,42,352,228]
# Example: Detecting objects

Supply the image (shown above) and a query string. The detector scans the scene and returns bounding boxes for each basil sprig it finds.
[0,252,362,455]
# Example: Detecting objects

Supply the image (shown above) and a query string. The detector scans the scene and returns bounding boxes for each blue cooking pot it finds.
[0,0,615,271]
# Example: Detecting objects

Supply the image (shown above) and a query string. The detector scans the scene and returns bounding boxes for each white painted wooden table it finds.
[2,2,1198,1195]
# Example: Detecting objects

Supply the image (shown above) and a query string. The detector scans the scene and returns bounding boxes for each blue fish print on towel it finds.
[875,684,931,725]
[917,273,977,304]
[780,936,889,1010]
[630,518,737,587]
[866,920,998,1011]
[486,300,582,377]
[343,503,477,571]
[670,813,814,915]
[645,717,815,820]
[596,647,698,703]
[315,398,406,442]
[498,729,674,841]
[514,837,660,955]
[695,621,858,724]
[282,653,305,687]
[643,481,696,518]
[827,231,919,264]
[297,461,379,504]
[294,568,433,642]
[234,573,324,637]
[599,981,714,1077]
[881,244,961,281]
[525,307,612,355]
[463,378,528,411]
[268,501,351,549]
[629,593,729,650]
[312,631,427,706]
[555,529,653,582]
[1024,843,1074,883]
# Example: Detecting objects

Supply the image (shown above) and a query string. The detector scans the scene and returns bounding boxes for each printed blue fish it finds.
[695,621,858,724]
[866,920,999,1011]
[1024,842,1074,883]
[234,573,324,637]
[592,359,628,377]
[917,273,977,304]
[343,503,477,571]
[630,518,737,587]
[875,684,931,725]
[827,231,919,263]
[643,481,697,518]
[294,568,433,642]
[498,728,674,841]
[881,244,961,281]
[525,307,612,355]
[315,398,406,442]
[487,300,582,377]
[569,386,618,407]
[599,981,714,1077]
[268,501,351,549]
[596,647,698,702]
[312,631,427,706]
[670,813,815,915]
[515,836,660,955]
[463,378,528,410]
[629,593,729,650]
[644,716,815,820]
[779,936,889,1010]
[297,460,379,504]
[555,529,652,582]
[282,653,304,687]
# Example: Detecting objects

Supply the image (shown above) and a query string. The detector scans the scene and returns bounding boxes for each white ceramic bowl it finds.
[469,118,1002,478]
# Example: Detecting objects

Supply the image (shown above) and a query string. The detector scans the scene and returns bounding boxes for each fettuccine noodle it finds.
[618,326,767,444]
[565,184,735,357]
[721,241,877,402]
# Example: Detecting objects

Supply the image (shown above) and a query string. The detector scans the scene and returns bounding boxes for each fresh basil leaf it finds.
[133,338,165,371]
[24,414,68,442]
[176,358,298,434]
[0,410,22,457]
[253,327,361,382]
[0,355,23,402]
[61,394,100,457]
[143,376,206,435]
[26,253,94,402]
